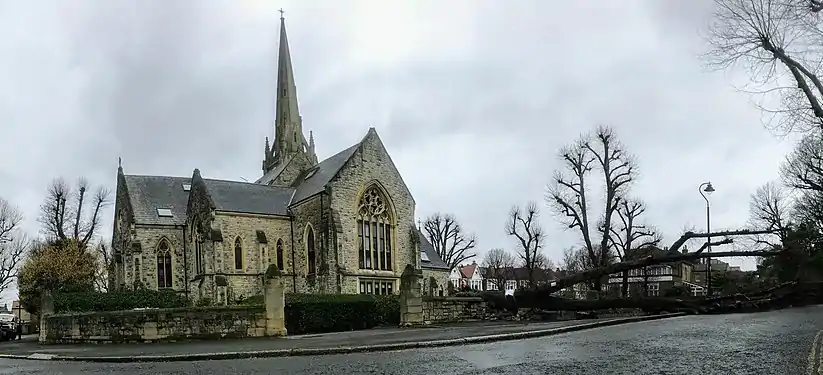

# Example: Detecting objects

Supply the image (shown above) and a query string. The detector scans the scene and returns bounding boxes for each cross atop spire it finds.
[278,8,284,19]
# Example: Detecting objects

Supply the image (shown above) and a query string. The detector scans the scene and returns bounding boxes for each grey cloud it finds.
[0,0,794,306]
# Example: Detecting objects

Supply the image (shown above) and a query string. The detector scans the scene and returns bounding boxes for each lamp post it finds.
[699,182,715,297]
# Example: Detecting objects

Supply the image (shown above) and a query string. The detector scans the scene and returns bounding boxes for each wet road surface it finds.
[2,305,821,374]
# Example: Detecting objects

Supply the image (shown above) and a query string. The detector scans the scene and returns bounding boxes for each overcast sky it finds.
[0,0,796,304]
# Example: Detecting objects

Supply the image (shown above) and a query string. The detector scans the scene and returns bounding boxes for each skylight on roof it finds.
[304,168,318,180]
[182,184,191,191]
[420,251,430,262]
[156,208,173,217]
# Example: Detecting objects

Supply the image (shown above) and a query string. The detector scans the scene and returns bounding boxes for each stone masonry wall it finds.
[289,195,337,294]
[422,268,450,297]
[422,297,489,324]
[130,226,188,292]
[213,213,294,298]
[328,129,416,295]
[43,306,267,344]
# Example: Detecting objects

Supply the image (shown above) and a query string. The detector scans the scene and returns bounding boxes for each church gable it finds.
[330,128,415,205]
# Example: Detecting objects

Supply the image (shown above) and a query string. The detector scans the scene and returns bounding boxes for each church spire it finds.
[263,10,314,173]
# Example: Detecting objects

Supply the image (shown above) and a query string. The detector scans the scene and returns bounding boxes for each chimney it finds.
[472,260,476,265]
[682,245,688,254]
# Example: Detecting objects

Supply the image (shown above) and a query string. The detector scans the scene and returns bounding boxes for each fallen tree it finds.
[481,228,790,314]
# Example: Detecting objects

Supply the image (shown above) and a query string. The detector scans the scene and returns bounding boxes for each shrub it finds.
[54,289,190,313]
[284,294,399,334]
[18,240,97,314]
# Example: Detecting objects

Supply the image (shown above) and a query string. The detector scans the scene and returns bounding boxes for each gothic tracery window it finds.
[357,186,393,271]
[234,237,243,271]
[156,239,173,289]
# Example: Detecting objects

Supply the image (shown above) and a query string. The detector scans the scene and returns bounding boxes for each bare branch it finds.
[481,248,516,290]
[706,0,823,135]
[505,202,547,286]
[37,177,111,249]
[423,213,477,270]
[0,197,27,296]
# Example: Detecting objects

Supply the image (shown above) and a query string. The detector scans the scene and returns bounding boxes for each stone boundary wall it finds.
[422,296,489,324]
[43,305,267,344]
[40,272,288,344]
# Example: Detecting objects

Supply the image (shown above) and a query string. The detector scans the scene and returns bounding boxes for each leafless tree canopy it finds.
[93,243,115,292]
[38,177,111,249]
[505,202,546,285]
[0,197,27,296]
[748,182,793,244]
[706,0,823,135]
[547,126,637,290]
[422,213,477,270]
[481,248,516,290]
[608,198,662,261]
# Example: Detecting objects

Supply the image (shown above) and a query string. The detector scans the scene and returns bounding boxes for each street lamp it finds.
[699,182,715,297]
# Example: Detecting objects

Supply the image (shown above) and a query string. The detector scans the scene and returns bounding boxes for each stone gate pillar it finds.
[38,291,54,344]
[263,265,287,337]
[399,264,424,327]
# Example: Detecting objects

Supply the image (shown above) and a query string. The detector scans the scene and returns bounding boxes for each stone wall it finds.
[422,296,489,324]
[40,274,288,344]
[422,268,450,297]
[43,306,267,344]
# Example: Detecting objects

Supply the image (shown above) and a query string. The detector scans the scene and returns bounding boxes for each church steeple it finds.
[263,10,317,174]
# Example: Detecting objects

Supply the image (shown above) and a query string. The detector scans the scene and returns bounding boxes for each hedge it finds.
[54,290,190,313]
[284,294,399,335]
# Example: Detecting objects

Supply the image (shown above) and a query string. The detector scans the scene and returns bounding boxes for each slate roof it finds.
[202,179,293,216]
[418,229,449,270]
[290,143,360,204]
[123,175,191,226]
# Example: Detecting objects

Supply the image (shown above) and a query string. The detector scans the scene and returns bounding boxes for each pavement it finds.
[0,307,820,374]
[0,313,681,362]
[2,307,821,374]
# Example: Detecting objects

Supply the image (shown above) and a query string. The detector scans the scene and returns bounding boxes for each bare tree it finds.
[423,213,477,270]
[607,198,662,297]
[547,126,636,291]
[481,248,516,291]
[38,177,111,250]
[0,198,28,296]
[93,243,115,292]
[706,0,823,135]
[748,182,793,245]
[505,202,547,286]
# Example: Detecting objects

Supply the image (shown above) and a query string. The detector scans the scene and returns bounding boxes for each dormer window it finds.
[182,184,191,191]
[156,208,173,217]
[420,251,430,262]
[304,168,318,180]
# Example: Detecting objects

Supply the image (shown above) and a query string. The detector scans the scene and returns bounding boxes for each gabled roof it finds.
[123,174,295,225]
[203,179,294,216]
[418,228,449,270]
[290,143,360,204]
[460,263,478,278]
[123,175,191,226]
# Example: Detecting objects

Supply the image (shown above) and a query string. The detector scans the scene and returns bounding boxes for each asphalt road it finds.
[2,306,822,374]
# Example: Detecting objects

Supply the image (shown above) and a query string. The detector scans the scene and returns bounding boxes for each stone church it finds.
[111,16,450,304]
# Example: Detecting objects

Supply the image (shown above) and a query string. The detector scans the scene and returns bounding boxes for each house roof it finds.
[418,228,449,270]
[627,246,696,265]
[459,263,478,278]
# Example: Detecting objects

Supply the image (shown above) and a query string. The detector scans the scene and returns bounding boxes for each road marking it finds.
[809,329,823,375]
